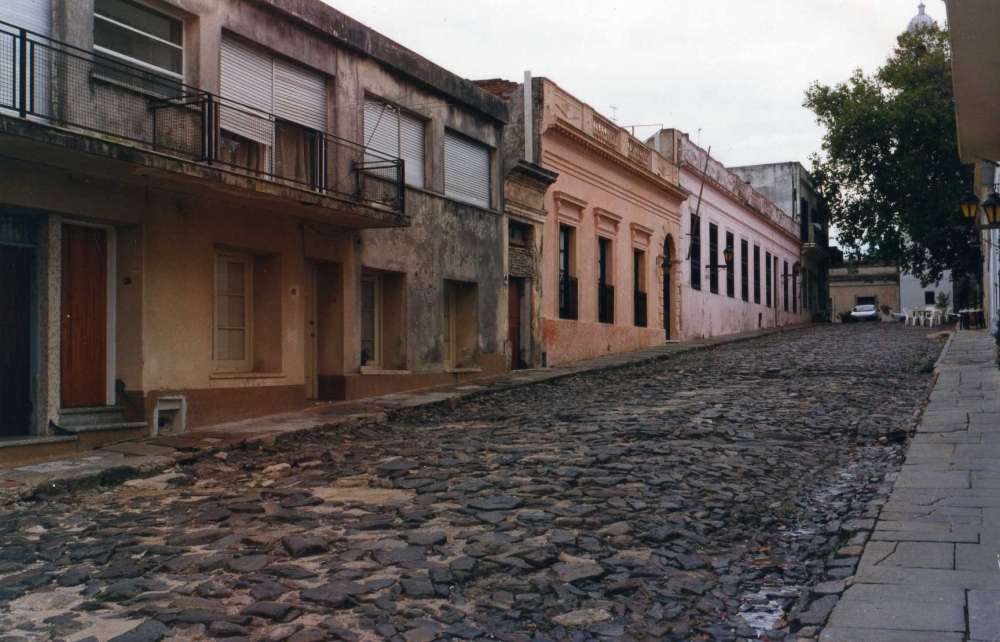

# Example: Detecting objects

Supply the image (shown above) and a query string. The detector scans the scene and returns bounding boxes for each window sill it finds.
[210,372,286,380]
[444,367,482,374]
[359,367,410,375]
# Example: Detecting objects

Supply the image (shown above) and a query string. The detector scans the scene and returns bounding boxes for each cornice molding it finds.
[553,191,587,226]
[548,120,689,202]
[594,207,622,237]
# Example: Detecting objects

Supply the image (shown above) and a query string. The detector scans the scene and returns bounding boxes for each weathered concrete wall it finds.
[2,0,510,440]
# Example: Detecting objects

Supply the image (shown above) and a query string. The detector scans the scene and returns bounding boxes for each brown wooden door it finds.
[0,246,33,436]
[61,225,108,408]
[508,279,521,370]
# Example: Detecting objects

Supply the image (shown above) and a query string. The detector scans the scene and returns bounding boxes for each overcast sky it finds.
[324,0,941,169]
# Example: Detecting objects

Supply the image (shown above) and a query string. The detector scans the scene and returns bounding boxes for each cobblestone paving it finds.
[0,325,942,642]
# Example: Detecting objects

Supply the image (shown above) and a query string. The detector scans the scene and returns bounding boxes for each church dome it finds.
[907,2,936,32]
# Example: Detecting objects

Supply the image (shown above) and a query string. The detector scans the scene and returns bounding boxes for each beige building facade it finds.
[829,264,901,318]
[0,0,507,462]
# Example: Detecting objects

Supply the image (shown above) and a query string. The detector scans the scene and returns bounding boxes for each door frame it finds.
[304,261,318,399]
[60,220,116,407]
[0,215,40,435]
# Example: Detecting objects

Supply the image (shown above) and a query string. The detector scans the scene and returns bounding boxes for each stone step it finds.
[58,406,127,427]
[54,421,148,435]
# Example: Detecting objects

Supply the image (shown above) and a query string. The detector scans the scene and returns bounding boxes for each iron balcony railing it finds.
[598,282,615,324]
[634,290,647,327]
[0,21,404,213]
[559,274,578,320]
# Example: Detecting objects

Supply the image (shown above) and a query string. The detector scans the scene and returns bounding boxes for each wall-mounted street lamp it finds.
[960,191,1000,229]
[706,245,735,271]
[781,261,803,281]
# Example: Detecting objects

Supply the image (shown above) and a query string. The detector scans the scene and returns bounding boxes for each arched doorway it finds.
[663,235,674,341]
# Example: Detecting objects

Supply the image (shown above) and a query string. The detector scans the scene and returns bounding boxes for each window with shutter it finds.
[364,98,424,188]
[364,99,399,157]
[444,130,491,209]
[400,112,425,188]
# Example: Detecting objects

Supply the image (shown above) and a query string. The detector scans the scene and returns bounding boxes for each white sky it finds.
[322,0,941,168]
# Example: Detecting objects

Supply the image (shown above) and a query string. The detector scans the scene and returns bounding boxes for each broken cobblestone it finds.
[0,325,940,640]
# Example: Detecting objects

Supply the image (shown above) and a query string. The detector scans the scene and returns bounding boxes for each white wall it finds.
[900,270,953,311]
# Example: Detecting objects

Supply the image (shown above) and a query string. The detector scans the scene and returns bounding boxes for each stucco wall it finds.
[537,102,683,365]
[900,271,953,310]
[677,168,807,340]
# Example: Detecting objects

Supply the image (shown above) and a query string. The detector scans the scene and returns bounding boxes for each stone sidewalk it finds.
[821,330,1000,642]
[0,324,807,504]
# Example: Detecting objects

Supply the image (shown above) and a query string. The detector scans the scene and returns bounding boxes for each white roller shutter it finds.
[399,112,424,188]
[445,130,491,209]
[273,57,326,131]
[220,34,273,145]
[0,0,51,36]
[363,99,398,159]
[1,0,51,117]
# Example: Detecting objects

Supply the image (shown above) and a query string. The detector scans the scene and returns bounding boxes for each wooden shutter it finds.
[220,34,273,144]
[399,112,424,188]
[273,57,326,131]
[444,130,491,209]
[363,98,399,159]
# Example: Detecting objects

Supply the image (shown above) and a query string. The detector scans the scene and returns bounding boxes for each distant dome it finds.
[907,2,936,32]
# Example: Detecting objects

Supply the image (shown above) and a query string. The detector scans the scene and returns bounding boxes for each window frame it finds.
[360,274,382,368]
[753,244,761,304]
[924,291,936,306]
[213,251,253,373]
[741,238,749,302]
[765,251,772,308]
[690,214,701,291]
[364,96,427,188]
[93,0,185,81]
[725,231,735,298]
[443,284,457,368]
[783,261,789,312]
[444,128,492,209]
[708,222,719,294]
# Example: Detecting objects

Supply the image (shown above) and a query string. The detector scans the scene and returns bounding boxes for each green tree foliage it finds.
[804,23,980,285]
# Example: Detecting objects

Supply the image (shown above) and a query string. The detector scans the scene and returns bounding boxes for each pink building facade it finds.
[534,81,688,365]
[652,131,808,340]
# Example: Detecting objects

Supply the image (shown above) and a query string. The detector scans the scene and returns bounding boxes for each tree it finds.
[804,23,980,285]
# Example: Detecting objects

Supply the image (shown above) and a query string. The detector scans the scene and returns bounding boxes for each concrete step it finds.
[54,421,148,435]
[0,435,79,468]
[59,406,127,427]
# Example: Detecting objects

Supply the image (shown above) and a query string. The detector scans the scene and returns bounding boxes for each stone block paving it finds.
[820,330,1000,642]
[0,325,945,642]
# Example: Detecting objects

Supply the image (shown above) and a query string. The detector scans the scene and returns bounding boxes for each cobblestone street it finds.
[0,325,944,642]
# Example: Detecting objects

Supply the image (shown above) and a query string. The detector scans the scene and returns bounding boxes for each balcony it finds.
[559,274,579,320]
[598,282,615,324]
[0,21,407,227]
[634,290,647,327]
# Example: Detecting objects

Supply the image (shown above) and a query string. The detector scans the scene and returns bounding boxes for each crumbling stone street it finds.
[0,325,943,642]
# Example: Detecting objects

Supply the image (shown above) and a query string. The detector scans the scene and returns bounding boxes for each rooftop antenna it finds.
[609,105,618,122]
[697,128,702,147]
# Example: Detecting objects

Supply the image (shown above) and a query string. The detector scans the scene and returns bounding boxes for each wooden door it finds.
[61,225,107,408]
[508,279,521,370]
[0,246,33,436]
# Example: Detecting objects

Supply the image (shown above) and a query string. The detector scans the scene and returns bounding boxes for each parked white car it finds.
[850,304,880,322]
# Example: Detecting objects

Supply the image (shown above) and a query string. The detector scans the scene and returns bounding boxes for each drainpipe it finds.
[523,71,533,165]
